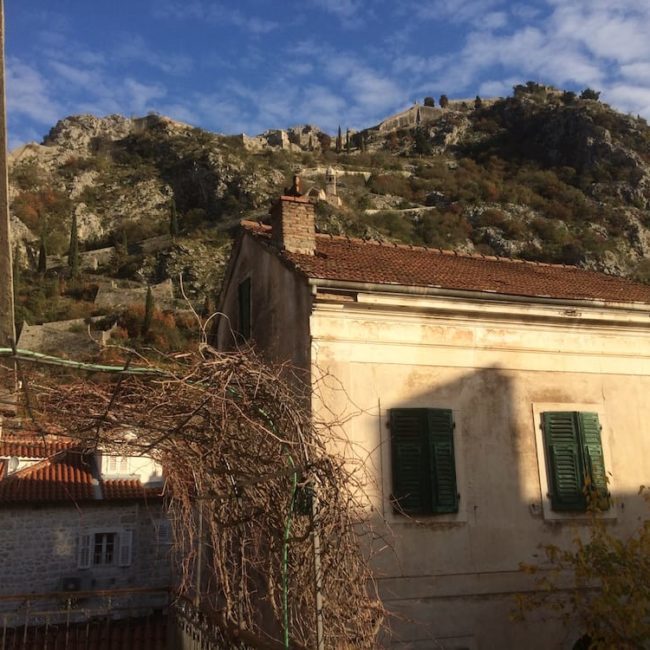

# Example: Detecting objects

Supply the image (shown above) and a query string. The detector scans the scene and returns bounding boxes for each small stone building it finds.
[0,430,170,623]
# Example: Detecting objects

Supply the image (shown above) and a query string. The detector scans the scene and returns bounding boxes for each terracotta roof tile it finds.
[0,449,95,503]
[103,478,164,501]
[0,438,74,459]
[0,437,163,504]
[243,221,650,305]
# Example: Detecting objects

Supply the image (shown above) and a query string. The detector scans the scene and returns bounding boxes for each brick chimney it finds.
[269,176,316,255]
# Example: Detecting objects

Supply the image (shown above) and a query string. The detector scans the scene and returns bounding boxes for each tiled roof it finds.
[0,436,163,505]
[0,449,95,503]
[0,438,73,459]
[103,478,164,501]
[243,221,650,305]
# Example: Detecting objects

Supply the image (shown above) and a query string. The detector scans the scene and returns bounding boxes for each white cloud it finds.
[478,77,520,97]
[307,0,364,19]
[481,11,509,30]
[550,3,650,65]
[605,84,650,118]
[414,0,505,24]
[153,1,279,34]
[6,59,62,125]
[123,79,167,114]
[115,36,193,75]
[48,61,97,88]
[620,62,650,84]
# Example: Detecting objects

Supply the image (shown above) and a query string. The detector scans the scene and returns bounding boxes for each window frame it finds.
[78,529,134,569]
[532,403,615,520]
[389,407,459,517]
[103,455,130,476]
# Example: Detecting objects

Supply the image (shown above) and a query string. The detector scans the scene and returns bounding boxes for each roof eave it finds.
[307,277,650,314]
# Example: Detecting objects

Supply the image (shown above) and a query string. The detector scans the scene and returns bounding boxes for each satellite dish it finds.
[8,456,19,472]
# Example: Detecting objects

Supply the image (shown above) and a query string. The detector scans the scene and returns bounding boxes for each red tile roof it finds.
[103,478,163,501]
[0,438,73,459]
[0,436,163,505]
[0,449,95,503]
[243,221,650,305]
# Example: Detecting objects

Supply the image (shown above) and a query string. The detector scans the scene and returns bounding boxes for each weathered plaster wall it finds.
[216,235,312,372]
[310,292,650,649]
[0,501,170,611]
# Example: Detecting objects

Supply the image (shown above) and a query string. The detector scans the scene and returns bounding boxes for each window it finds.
[542,411,609,512]
[390,408,458,515]
[94,532,116,565]
[78,530,133,568]
[104,455,129,475]
[238,277,251,339]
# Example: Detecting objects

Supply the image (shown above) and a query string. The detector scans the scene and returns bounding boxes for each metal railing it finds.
[0,588,169,650]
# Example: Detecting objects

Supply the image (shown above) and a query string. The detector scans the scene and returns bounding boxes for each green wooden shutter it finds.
[578,412,609,507]
[542,412,586,511]
[427,409,458,513]
[238,278,251,339]
[390,409,429,514]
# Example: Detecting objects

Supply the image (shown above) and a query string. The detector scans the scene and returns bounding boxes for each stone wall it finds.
[0,501,170,612]
[94,279,175,310]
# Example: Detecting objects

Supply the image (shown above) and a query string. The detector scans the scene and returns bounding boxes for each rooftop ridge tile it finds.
[241,220,582,271]
[239,219,650,304]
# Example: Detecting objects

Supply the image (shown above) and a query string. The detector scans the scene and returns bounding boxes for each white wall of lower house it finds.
[310,291,650,649]
[0,502,171,613]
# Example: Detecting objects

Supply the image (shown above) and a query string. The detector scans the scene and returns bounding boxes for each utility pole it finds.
[0,0,17,415]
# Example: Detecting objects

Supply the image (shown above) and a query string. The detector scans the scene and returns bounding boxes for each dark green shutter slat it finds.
[390,409,429,514]
[427,409,458,513]
[578,412,609,504]
[238,278,251,339]
[543,412,585,511]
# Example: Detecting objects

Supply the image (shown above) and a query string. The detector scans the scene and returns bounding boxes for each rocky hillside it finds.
[7,82,650,335]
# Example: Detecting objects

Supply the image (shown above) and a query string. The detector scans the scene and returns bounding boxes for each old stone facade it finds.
[0,501,170,605]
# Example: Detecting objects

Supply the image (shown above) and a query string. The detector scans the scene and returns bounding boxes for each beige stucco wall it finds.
[309,291,650,649]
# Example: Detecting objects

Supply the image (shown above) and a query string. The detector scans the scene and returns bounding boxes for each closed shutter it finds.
[391,408,458,515]
[543,412,586,511]
[578,412,609,507]
[427,409,458,513]
[78,534,91,569]
[118,530,133,567]
[238,278,251,339]
[390,409,429,514]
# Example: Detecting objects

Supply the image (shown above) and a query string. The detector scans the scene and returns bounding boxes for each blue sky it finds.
[5,0,650,149]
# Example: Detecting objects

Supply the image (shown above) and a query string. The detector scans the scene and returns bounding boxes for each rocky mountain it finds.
[7,82,650,340]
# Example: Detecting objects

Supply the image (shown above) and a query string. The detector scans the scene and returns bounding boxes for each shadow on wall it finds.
[353,363,644,649]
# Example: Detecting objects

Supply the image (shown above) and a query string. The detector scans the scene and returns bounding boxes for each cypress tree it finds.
[169,199,179,237]
[68,212,80,278]
[37,235,47,275]
[336,125,342,153]
[12,247,21,300]
[143,286,154,337]
[345,128,351,154]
